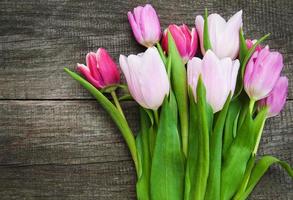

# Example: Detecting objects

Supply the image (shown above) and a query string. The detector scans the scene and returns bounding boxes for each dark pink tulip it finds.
[162,24,198,63]
[77,48,120,89]
[244,47,283,101]
[246,39,262,52]
[258,76,288,117]
[128,4,161,47]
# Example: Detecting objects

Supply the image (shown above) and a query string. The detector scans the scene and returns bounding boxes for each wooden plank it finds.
[0,100,292,199]
[0,0,292,99]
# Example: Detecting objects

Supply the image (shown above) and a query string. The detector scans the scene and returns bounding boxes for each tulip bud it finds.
[77,48,120,89]
[127,4,161,47]
[119,47,170,110]
[162,24,198,63]
[258,76,288,117]
[195,10,242,59]
[246,39,262,52]
[188,50,240,113]
[244,47,283,101]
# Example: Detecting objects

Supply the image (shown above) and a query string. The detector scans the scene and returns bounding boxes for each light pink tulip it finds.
[195,10,242,59]
[128,4,161,47]
[77,48,120,89]
[244,46,283,101]
[258,76,288,117]
[119,47,170,110]
[188,50,240,113]
[161,24,198,63]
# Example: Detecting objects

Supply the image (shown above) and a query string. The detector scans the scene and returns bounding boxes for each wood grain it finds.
[0,0,292,99]
[0,100,292,199]
[0,0,292,199]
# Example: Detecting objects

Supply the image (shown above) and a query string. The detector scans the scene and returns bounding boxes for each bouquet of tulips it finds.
[64,4,292,200]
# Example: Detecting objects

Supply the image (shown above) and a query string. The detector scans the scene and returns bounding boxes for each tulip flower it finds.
[77,48,120,89]
[128,4,161,47]
[246,39,262,52]
[119,47,170,110]
[244,46,283,101]
[258,76,288,117]
[188,50,240,113]
[161,24,198,63]
[195,10,242,59]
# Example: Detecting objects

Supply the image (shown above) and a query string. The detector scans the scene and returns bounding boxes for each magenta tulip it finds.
[162,24,198,63]
[119,47,170,110]
[195,10,242,59]
[77,48,120,89]
[128,4,161,47]
[244,47,284,101]
[258,76,288,117]
[188,50,240,113]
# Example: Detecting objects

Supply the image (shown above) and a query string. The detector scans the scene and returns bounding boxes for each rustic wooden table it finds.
[0,0,292,199]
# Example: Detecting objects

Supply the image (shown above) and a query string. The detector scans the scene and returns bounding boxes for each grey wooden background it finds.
[0,0,292,199]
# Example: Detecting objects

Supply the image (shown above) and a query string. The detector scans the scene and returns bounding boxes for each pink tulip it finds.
[188,50,240,113]
[195,10,242,59]
[77,48,120,89]
[246,39,262,52]
[258,76,288,117]
[128,4,161,47]
[161,24,198,63]
[119,47,170,110]
[244,46,283,101]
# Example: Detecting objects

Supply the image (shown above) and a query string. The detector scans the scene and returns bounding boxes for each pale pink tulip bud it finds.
[246,39,262,52]
[258,76,288,117]
[244,47,283,101]
[161,24,198,63]
[187,50,240,113]
[77,48,120,89]
[195,10,242,59]
[119,47,170,110]
[127,4,161,47]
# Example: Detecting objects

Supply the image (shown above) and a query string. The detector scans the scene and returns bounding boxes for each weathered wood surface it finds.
[0,0,292,199]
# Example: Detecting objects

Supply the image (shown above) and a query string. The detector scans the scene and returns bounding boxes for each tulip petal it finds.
[140,47,169,109]
[259,76,288,117]
[195,15,205,55]
[96,48,120,85]
[128,10,144,45]
[86,52,102,81]
[140,4,161,46]
[77,63,104,89]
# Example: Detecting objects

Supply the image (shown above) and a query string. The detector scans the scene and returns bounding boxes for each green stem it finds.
[111,91,125,119]
[249,99,255,115]
[252,119,266,155]
[154,110,159,125]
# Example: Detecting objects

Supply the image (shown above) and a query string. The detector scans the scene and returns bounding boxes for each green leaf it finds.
[136,108,151,200]
[184,87,199,200]
[205,94,231,200]
[233,154,256,200]
[156,43,167,65]
[151,92,185,200]
[168,31,189,157]
[64,68,138,172]
[221,108,267,200]
[235,156,293,200]
[239,28,249,64]
[203,8,212,51]
[192,77,211,200]
[223,99,241,158]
